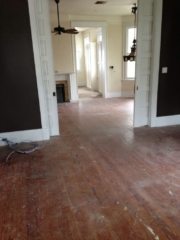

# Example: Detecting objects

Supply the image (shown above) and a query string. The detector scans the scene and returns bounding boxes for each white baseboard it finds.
[134,117,148,127]
[105,92,121,98]
[121,91,134,98]
[0,128,50,146]
[150,115,180,127]
[78,82,86,87]
[70,100,79,103]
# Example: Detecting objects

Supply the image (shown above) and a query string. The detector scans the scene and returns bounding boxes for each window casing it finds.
[76,48,82,72]
[122,23,136,81]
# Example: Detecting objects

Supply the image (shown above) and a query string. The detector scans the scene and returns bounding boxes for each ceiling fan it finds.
[52,0,79,35]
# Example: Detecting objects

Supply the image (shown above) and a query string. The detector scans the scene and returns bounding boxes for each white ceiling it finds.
[49,0,137,16]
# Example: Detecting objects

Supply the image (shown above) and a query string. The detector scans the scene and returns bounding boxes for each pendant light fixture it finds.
[123,4,138,62]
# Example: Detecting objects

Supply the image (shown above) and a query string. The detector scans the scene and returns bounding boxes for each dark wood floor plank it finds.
[1,98,180,239]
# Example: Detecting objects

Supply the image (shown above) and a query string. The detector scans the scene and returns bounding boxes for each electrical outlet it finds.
[162,67,168,74]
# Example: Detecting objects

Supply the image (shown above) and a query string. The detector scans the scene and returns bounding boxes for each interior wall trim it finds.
[28,0,59,137]
[148,0,163,126]
[121,91,134,98]
[150,115,180,128]
[28,0,49,132]
[78,82,86,87]
[0,129,50,147]
[105,92,121,98]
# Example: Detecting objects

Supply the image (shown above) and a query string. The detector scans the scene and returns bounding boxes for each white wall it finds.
[51,21,74,73]
[107,24,122,93]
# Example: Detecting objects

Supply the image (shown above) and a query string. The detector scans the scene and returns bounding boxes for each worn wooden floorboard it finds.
[1,98,180,239]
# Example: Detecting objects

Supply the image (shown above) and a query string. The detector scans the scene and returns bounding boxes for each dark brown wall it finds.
[0,0,42,132]
[157,0,180,117]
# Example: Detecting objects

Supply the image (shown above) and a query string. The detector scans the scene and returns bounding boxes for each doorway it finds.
[71,21,107,99]
[73,26,105,99]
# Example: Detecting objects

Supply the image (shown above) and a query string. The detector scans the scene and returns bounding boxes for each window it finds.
[84,36,89,46]
[84,34,90,51]
[97,33,102,42]
[76,48,82,72]
[123,23,136,80]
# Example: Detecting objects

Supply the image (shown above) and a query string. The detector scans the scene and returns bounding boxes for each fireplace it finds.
[56,80,69,102]
[55,73,78,103]
[56,84,65,103]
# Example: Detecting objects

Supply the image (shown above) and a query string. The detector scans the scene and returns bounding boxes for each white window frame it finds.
[83,33,90,53]
[76,48,82,72]
[122,22,136,81]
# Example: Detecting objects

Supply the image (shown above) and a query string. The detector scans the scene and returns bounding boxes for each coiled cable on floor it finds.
[0,137,60,163]
[1,138,41,162]
[2,139,39,154]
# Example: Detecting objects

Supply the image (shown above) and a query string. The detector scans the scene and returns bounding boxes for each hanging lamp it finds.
[123,3,138,62]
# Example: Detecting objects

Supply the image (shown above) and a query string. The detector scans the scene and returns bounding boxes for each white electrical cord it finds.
[0,137,61,163]
[6,151,15,162]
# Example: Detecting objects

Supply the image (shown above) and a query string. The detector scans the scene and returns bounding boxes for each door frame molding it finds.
[71,21,108,98]
[29,0,59,136]
[133,0,154,127]
[148,0,163,127]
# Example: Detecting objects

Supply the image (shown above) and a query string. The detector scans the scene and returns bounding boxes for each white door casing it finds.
[97,29,103,93]
[134,0,154,127]
[31,0,59,136]
[97,41,103,93]
[148,0,163,127]
[85,44,91,88]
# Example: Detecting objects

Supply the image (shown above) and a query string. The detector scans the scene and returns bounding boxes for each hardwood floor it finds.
[78,87,102,99]
[1,97,180,239]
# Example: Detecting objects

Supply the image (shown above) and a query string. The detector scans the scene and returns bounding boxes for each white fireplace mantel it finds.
[55,72,79,103]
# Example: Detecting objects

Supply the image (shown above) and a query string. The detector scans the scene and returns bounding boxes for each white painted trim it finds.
[108,22,122,26]
[122,79,135,82]
[78,82,86,87]
[121,91,134,98]
[28,0,59,138]
[106,92,121,98]
[134,117,148,128]
[28,0,49,132]
[102,26,108,98]
[70,100,79,103]
[72,21,108,28]
[68,73,79,102]
[43,0,60,136]
[71,21,108,99]
[148,0,163,127]
[133,0,154,127]
[150,115,180,128]
[122,22,136,81]
[0,129,49,146]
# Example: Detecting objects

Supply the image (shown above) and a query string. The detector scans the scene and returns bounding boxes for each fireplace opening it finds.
[56,84,65,103]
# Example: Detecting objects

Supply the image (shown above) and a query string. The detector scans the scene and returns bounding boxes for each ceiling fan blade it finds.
[64,29,79,34]
[65,28,78,32]
[64,31,79,34]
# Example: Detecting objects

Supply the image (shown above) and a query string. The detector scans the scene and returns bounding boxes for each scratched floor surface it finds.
[1,98,180,239]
